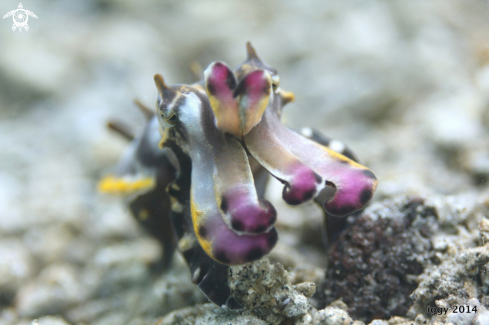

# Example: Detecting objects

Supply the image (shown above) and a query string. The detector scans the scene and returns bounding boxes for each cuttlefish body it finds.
[155,76,279,266]
[100,42,377,309]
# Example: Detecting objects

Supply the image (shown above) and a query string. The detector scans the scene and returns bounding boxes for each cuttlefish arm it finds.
[244,97,377,216]
[190,150,278,265]
[183,93,278,260]
[278,127,377,216]
[155,79,278,263]
[156,75,277,235]
[211,135,277,234]
[244,109,325,206]
[164,142,243,309]
[205,62,271,137]
[204,62,239,136]
[236,69,271,135]
[204,49,320,207]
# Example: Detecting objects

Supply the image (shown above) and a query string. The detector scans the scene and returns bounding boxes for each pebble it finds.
[16,264,90,318]
[312,307,353,325]
[0,239,34,300]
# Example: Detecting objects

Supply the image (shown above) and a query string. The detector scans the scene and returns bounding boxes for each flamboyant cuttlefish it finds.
[99,43,378,309]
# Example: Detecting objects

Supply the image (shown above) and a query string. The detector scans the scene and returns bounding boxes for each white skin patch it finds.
[178,233,195,252]
[329,139,345,153]
[192,266,201,283]
[300,127,313,138]
[177,92,205,139]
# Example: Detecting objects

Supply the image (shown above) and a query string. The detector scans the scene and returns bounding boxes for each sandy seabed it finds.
[1,1,489,324]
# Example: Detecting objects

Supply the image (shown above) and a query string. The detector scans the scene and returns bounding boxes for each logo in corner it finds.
[3,3,37,32]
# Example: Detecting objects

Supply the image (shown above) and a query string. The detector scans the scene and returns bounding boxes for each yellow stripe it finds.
[98,175,155,194]
[190,194,213,256]
[316,142,367,169]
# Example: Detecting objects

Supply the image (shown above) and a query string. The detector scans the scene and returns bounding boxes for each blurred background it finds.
[1,1,489,324]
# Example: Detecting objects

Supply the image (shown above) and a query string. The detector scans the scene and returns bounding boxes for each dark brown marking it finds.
[233,71,269,99]
[231,220,244,232]
[360,188,373,205]
[326,204,356,217]
[206,83,216,95]
[302,189,316,202]
[266,229,278,249]
[326,181,336,189]
[245,247,265,262]
[254,225,266,233]
[226,69,237,90]
[233,77,246,98]
[267,213,277,226]
[220,196,228,213]
[314,173,322,184]
[198,226,208,239]
[214,251,230,264]
[283,185,315,206]
[362,169,377,181]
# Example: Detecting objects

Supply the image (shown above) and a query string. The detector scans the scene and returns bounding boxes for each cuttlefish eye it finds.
[271,75,280,90]
[158,111,178,127]
[167,113,178,125]
[154,74,180,128]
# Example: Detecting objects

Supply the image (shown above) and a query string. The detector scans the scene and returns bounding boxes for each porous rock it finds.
[312,306,353,325]
[403,195,489,325]
[229,258,312,324]
[155,304,266,325]
[318,197,436,322]
[294,282,317,298]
